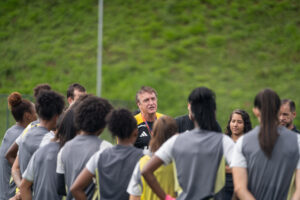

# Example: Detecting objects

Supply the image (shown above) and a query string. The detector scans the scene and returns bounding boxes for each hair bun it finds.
[8,92,22,107]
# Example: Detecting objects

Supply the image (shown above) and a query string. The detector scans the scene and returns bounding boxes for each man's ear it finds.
[292,111,296,120]
[188,103,193,120]
[137,101,142,110]
[67,97,73,105]
[133,128,138,138]
[132,128,139,143]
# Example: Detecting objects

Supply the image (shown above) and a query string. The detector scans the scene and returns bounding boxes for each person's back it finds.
[94,145,143,199]
[22,142,62,200]
[60,135,107,192]
[71,108,143,200]
[57,95,113,199]
[157,129,228,199]
[128,115,178,200]
[141,87,234,200]
[231,89,300,200]
[239,126,299,199]
[19,125,49,174]
[20,108,77,200]
[140,155,176,200]
[19,90,65,175]
[0,125,24,199]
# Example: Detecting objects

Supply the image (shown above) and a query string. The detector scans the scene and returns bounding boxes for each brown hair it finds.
[254,89,281,158]
[149,115,178,152]
[135,86,157,104]
[8,92,34,122]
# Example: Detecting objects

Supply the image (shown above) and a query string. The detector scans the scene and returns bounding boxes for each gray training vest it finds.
[61,134,103,200]
[242,126,299,200]
[96,145,144,200]
[29,142,62,200]
[172,128,224,200]
[19,125,49,174]
[0,125,24,200]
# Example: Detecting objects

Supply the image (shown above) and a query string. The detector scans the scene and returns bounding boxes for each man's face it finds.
[279,103,296,128]
[137,92,157,115]
[73,89,86,102]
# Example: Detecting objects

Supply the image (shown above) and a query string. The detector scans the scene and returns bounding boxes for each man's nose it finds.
[279,115,284,121]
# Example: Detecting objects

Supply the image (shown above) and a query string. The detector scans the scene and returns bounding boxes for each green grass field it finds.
[1,0,300,140]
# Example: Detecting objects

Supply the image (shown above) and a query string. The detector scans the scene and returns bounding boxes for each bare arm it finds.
[141,156,166,200]
[12,155,22,188]
[129,195,141,200]
[20,179,33,200]
[225,165,232,173]
[70,168,94,200]
[292,169,300,200]
[5,142,19,166]
[232,167,255,200]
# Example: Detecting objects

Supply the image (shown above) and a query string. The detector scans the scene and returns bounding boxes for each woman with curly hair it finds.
[217,109,252,200]
[0,92,36,200]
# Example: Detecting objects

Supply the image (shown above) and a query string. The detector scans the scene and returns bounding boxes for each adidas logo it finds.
[140,131,148,137]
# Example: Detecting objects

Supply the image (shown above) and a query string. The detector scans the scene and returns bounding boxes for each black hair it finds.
[281,99,296,112]
[188,87,219,132]
[67,83,86,100]
[55,109,77,148]
[33,83,51,99]
[8,92,34,122]
[106,108,137,139]
[254,88,281,158]
[35,90,65,120]
[74,95,113,134]
[225,109,252,137]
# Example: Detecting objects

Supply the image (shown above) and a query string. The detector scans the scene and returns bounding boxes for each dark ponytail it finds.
[188,87,219,132]
[254,89,281,158]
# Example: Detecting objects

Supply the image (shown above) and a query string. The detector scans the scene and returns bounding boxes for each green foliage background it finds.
[1,0,300,139]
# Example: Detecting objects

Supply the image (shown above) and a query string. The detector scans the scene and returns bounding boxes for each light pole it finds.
[97,0,103,97]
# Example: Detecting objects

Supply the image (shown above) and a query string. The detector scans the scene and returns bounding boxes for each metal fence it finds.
[0,94,136,140]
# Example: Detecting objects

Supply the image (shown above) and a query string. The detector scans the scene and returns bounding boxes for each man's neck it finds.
[142,112,156,122]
